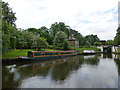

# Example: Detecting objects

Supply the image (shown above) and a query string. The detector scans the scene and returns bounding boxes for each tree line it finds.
[2,1,120,52]
[114,26,120,46]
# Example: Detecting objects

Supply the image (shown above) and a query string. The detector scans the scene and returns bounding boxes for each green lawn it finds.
[2,47,101,59]
[2,49,34,59]
[117,47,120,52]
[116,48,120,58]
[76,47,100,51]
[2,49,61,59]
[45,49,61,51]
[70,47,100,52]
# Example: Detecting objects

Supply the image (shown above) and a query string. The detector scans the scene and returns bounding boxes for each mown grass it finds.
[45,49,61,51]
[76,47,100,51]
[2,49,34,59]
[70,47,101,52]
[2,47,100,59]
[2,49,61,59]
[117,47,120,52]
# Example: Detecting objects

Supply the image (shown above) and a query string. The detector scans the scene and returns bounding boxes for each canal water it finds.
[2,54,120,88]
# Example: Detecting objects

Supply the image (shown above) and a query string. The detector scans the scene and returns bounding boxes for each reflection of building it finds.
[68,35,79,48]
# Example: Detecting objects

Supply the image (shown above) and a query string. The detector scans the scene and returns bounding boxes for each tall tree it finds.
[50,22,86,46]
[37,37,48,51]
[53,31,69,50]
[85,34,100,46]
[2,1,16,26]
[117,26,120,35]
[114,27,120,45]
[50,22,69,38]
[2,1,17,34]
[2,1,17,52]
[40,26,49,33]
[39,26,52,45]
[106,40,114,45]
[27,27,52,45]
[114,34,120,45]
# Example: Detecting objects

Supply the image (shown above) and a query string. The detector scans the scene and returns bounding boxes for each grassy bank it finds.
[2,49,61,59]
[2,49,33,59]
[2,47,120,59]
[76,47,100,51]
[117,48,120,52]
[70,47,101,53]
[2,47,100,59]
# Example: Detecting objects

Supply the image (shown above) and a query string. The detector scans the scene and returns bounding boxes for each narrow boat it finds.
[18,50,77,60]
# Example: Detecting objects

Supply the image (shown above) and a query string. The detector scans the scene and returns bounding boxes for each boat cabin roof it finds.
[28,50,77,53]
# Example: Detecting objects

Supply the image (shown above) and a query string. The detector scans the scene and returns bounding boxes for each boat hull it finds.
[18,54,77,61]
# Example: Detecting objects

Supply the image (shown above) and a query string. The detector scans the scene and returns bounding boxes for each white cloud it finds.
[3,0,119,40]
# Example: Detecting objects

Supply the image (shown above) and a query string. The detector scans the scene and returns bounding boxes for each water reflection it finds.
[114,56,120,88]
[51,56,84,81]
[2,66,21,88]
[2,54,118,88]
[102,53,113,59]
[83,55,100,65]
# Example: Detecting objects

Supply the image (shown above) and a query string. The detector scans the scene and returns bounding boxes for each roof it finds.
[68,38,76,41]
[29,50,77,53]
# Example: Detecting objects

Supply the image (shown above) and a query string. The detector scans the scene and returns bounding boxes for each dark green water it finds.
[2,54,120,88]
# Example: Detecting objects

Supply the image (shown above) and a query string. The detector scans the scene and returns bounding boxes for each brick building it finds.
[68,35,79,48]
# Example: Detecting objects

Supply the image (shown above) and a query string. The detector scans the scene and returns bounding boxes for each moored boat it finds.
[18,50,77,60]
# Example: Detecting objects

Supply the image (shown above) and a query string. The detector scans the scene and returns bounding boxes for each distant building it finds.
[68,35,79,48]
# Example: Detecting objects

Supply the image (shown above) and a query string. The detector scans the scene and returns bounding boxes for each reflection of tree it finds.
[2,66,20,88]
[83,55,100,65]
[32,65,50,77]
[2,64,51,88]
[114,59,120,88]
[19,65,51,79]
[114,60,120,75]
[103,53,112,59]
[3,55,101,88]
[52,62,70,81]
[51,56,84,81]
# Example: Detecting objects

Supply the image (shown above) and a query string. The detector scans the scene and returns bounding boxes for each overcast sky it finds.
[3,0,119,40]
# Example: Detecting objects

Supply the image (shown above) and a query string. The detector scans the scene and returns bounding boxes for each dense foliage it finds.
[4,1,119,53]
[2,1,17,52]
[114,27,120,46]
[2,1,49,52]
[85,34,100,46]
[1,0,101,52]
[53,31,69,50]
